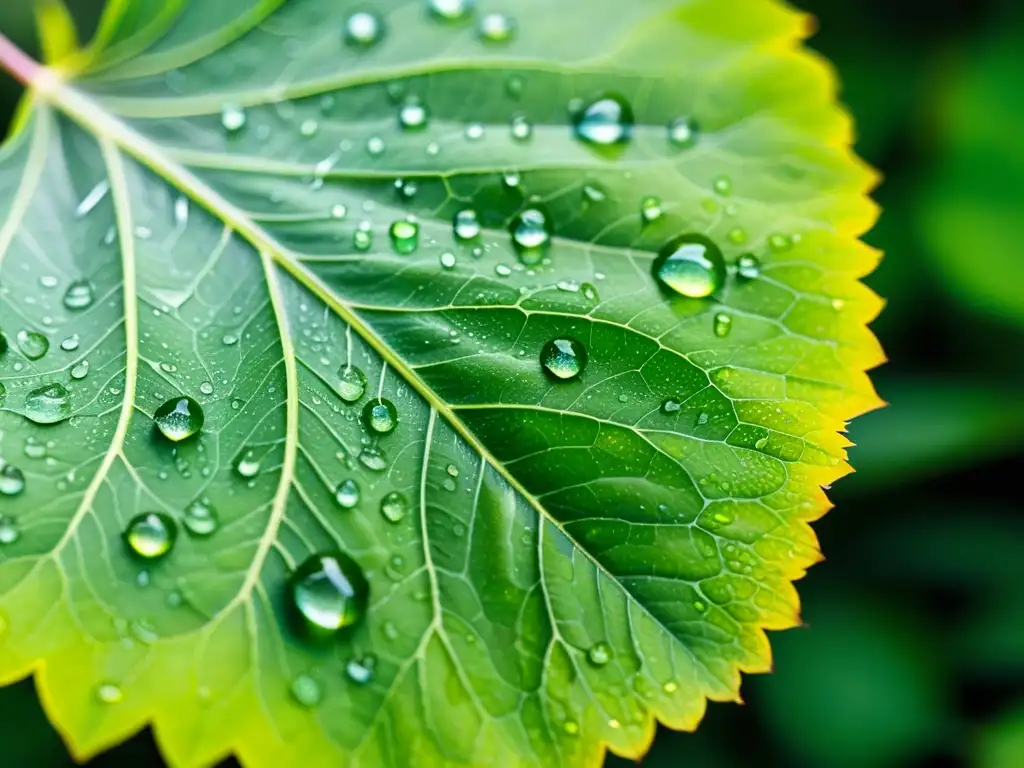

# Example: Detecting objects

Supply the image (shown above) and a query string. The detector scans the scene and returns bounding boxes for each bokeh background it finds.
[1,1,1022,765]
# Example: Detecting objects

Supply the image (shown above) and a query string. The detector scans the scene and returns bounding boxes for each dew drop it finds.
[96,684,123,704]
[587,641,612,667]
[428,0,476,21]
[358,446,388,472]
[290,674,322,708]
[713,176,732,196]
[641,196,662,224]
[541,338,587,381]
[563,720,579,736]
[479,12,514,42]
[440,251,457,269]
[380,491,409,524]
[668,116,699,148]
[768,233,792,252]
[331,204,347,219]
[755,436,769,450]
[346,654,377,684]
[362,399,398,435]
[572,94,634,148]
[366,136,385,156]
[183,498,220,538]
[23,383,72,424]
[234,449,261,478]
[345,11,383,46]
[60,335,80,352]
[582,184,606,205]
[727,227,747,245]
[337,365,367,403]
[713,313,733,338]
[653,234,726,298]
[398,99,429,131]
[510,208,551,265]
[16,330,49,360]
[63,279,95,310]
[737,254,761,279]
[661,399,681,414]
[464,122,485,141]
[287,551,370,636]
[0,464,25,496]
[389,220,419,254]
[124,513,177,560]
[510,113,532,140]
[221,102,247,133]
[0,515,19,545]
[153,397,204,442]
[453,208,481,240]
[353,227,373,251]
[335,479,360,509]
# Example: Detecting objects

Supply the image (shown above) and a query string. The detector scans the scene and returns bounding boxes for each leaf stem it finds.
[0,32,41,86]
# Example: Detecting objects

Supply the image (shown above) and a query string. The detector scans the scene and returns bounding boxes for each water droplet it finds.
[510,208,551,264]
[453,208,481,241]
[331,204,347,220]
[335,479,360,509]
[582,184,606,205]
[608,718,621,729]
[426,141,440,156]
[345,10,383,46]
[727,227,747,245]
[290,674,322,707]
[541,338,587,381]
[693,599,707,612]
[183,498,219,538]
[572,94,634,148]
[221,102,246,133]
[662,399,681,414]
[398,99,429,131]
[696,412,709,426]
[653,234,726,299]
[287,551,370,636]
[60,334,80,352]
[668,116,698,148]
[663,681,678,694]
[16,330,49,360]
[503,171,522,188]
[299,119,319,137]
[510,113,532,140]
[23,383,72,424]
[737,254,761,279]
[358,446,388,472]
[713,176,732,196]
[0,515,19,544]
[337,365,367,403]
[366,136,385,156]
[581,283,599,303]
[754,436,769,450]
[564,720,579,736]
[641,196,662,224]
[494,264,512,277]
[124,513,177,560]
[234,449,261,478]
[464,122,485,141]
[353,227,373,251]
[587,641,612,667]
[428,0,476,21]
[440,251,457,269]
[0,464,25,496]
[389,220,419,255]
[346,654,377,684]
[768,233,792,252]
[96,684,123,704]
[713,313,732,338]
[380,491,409,523]
[75,181,109,218]
[153,397,204,442]
[479,12,514,42]
[362,399,398,435]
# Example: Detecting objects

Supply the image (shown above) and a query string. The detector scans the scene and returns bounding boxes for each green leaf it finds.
[0,1,882,765]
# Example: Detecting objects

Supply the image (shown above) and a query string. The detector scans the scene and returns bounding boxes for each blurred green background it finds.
[2,1,1023,766]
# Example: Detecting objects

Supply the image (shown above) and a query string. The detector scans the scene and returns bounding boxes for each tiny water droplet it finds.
[153,397,204,441]
[60,334,80,352]
[0,515,19,544]
[587,641,612,667]
[755,436,769,450]
[398,99,429,130]
[345,11,383,46]
[290,674,322,708]
[221,102,247,133]
[299,119,319,137]
[662,398,681,414]
[353,227,373,251]
[0,464,25,496]
[510,208,551,264]
[641,196,662,224]
[737,254,761,279]
[380,491,408,523]
[346,654,377,684]
[16,330,49,360]
[234,449,261,478]
[362,399,398,435]
[503,171,522,188]
[541,338,587,381]
[564,720,579,736]
[389,220,419,254]
[653,234,726,299]
[440,251,457,269]
[366,136,385,156]
[453,208,481,240]
[713,313,732,338]
[358,446,388,472]
[183,498,220,538]
[494,264,512,277]
[582,184,606,205]
[96,684,123,704]
[667,116,699,148]
[124,513,177,560]
[331,204,347,219]
[572,94,634,148]
[696,412,709,426]
[464,123,485,141]
[713,176,732,196]
[287,551,370,636]
[337,365,367,403]
[727,227,747,245]
[768,233,792,252]
[479,12,514,42]
[70,360,89,379]
[23,383,72,424]
[428,0,476,21]
[509,113,532,140]
[335,479,360,509]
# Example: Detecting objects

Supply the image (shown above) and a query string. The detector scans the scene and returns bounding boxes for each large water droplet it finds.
[290,674,322,708]
[221,102,247,133]
[335,479,360,509]
[398,99,429,130]
[153,396,204,442]
[0,463,25,497]
[572,94,634,148]
[541,338,587,381]
[16,330,49,360]
[510,207,551,265]
[23,383,71,424]
[124,513,177,560]
[453,208,481,240]
[362,399,398,435]
[183,498,220,538]
[479,12,514,42]
[668,116,699,148]
[389,220,419,254]
[63,279,95,310]
[337,365,367,403]
[234,449,261,478]
[587,641,612,667]
[345,11,383,46]
[653,234,726,299]
[380,491,408,523]
[287,551,370,637]
[358,446,388,472]
[428,0,476,21]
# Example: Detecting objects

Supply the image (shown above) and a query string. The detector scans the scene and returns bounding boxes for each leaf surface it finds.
[0,1,882,765]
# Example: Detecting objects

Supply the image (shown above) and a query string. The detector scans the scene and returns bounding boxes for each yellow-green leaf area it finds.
[0,1,883,766]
